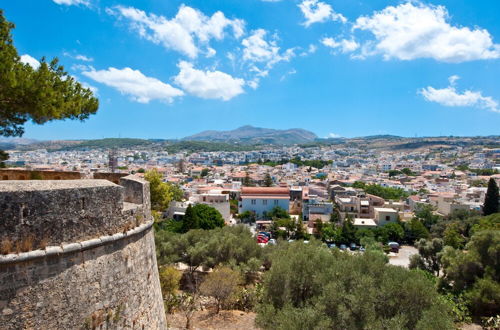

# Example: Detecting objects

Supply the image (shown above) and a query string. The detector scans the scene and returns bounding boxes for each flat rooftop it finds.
[374,207,398,213]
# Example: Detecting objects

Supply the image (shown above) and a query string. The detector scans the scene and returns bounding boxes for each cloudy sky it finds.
[4,0,500,139]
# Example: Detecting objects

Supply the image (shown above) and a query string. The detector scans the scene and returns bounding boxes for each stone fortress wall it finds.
[0,169,82,181]
[0,169,129,184]
[0,176,166,329]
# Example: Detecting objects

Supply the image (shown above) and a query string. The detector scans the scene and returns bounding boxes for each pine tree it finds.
[0,10,98,138]
[264,173,273,187]
[0,11,98,161]
[483,178,499,216]
[243,172,252,187]
[0,150,8,168]
[181,204,197,233]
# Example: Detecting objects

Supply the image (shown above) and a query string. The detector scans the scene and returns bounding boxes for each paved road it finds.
[388,246,418,268]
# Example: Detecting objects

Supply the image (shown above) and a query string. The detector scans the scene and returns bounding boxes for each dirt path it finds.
[166,310,258,330]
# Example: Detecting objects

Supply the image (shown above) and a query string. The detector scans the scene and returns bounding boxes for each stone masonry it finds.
[0,175,166,329]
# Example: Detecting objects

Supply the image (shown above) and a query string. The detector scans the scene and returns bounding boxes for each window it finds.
[251,199,256,205]
[385,215,390,221]
[263,200,267,205]
[274,200,279,205]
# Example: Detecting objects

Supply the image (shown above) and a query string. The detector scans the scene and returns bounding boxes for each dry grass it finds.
[0,238,14,255]
[1,235,52,254]
[15,234,35,253]
[39,237,49,249]
[122,220,135,234]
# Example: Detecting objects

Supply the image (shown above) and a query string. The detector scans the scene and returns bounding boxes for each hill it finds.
[183,125,318,145]
[12,138,155,151]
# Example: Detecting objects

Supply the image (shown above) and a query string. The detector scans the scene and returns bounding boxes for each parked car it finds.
[349,243,357,251]
[388,242,400,253]
[327,243,337,249]
[359,247,366,252]
[339,244,347,250]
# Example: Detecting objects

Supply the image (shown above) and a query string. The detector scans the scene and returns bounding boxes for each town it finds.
[3,137,499,229]
[1,0,500,328]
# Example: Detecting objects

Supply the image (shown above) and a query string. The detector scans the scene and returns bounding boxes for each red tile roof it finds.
[241,187,289,196]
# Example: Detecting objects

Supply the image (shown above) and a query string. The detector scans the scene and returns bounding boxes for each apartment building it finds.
[238,187,290,218]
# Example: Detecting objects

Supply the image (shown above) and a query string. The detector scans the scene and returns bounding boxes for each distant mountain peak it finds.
[183,126,318,145]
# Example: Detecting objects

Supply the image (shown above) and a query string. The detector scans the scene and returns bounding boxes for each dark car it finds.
[388,242,400,253]
[327,243,337,249]
[349,243,357,251]
[339,244,347,250]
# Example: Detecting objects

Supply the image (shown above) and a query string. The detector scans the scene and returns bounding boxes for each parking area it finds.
[388,245,418,268]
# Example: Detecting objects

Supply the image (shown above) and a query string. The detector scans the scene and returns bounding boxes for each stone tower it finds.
[0,176,166,329]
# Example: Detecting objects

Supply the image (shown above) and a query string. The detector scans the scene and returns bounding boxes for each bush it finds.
[200,266,242,314]
[155,225,264,283]
[465,278,500,318]
[159,266,182,313]
[181,204,225,232]
[255,241,454,330]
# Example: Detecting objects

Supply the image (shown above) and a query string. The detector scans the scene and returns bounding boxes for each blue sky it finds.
[3,0,500,140]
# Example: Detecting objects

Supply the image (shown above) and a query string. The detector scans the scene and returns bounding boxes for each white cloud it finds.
[420,76,499,113]
[173,61,245,101]
[280,69,297,81]
[71,64,92,72]
[52,0,90,6]
[242,29,295,67]
[354,2,500,62]
[20,54,40,69]
[82,67,184,103]
[241,29,295,89]
[247,80,259,90]
[321,37,359,53]
[64,52,93,62]
[326,133,341,138]
[75,54,93,62]
[206,47,217,58]
[448,75,460,86]
[300,44,318,56]
[109,5,245,59]
[298,0,347,27]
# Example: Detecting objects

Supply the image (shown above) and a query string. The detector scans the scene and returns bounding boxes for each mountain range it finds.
[183,125,318,144]
[1,126,499,152]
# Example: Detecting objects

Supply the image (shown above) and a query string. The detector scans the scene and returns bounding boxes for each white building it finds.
[238,187,290,218]
[373,207,399,225]
[193,192,231,224]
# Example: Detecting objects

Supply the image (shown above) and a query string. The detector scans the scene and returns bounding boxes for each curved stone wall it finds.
[0,176,166,329]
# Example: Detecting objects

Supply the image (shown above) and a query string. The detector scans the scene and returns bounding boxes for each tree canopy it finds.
[0,10,98,138]
[352,181,409,200]
[144,169,183,212]
[483,178,499,216]
[155,225,263,278]
[181,204,225,232]
[439,230,500,317]
[200,266,242,314]
[256,241,454,330]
